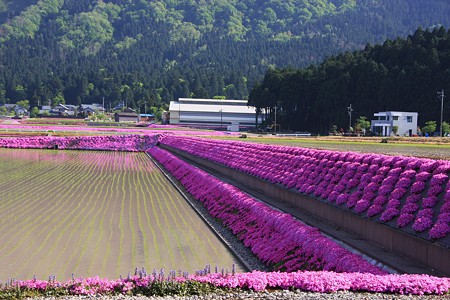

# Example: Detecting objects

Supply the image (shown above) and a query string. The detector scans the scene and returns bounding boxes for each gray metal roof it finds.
[178,98,248,104]
[169,101,256,114]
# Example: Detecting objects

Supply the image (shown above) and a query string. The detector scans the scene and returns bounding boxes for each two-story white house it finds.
[371,111,418,136]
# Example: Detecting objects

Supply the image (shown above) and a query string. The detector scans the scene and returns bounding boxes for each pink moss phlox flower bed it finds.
[149,147,385,274]
[192,271,450,294]
[8,271,450,296]
[0,124,146,133]
[159,136,450,241]
[0,135,158,151]
[0,124,239,136]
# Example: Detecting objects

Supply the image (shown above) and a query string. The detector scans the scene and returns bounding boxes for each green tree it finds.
[392,126,399,135]
[0,84,5,105]
[421,121,437,135]
[0,105,7,116]
[442,121,450,136]
[51,92,65,107]
[30,106,40,118]
[330,124,338,135]
[11,85,27,102]
[149,106,165,122]
[224,84,237,99]
[355,116,371,135]
[0,1,7,12]
[95,113,106,121]
[16,99,30,110]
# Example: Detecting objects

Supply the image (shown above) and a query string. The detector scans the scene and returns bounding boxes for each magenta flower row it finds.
[149,147,385,274]
[0,135,158,151]
[158,136,450,240]
[12,270,450,295]
[192,271,450,294]
[0,124,240,136]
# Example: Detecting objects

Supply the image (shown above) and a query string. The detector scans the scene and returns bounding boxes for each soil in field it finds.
[0,148,243,281]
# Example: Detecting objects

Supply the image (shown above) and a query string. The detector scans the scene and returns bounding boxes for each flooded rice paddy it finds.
[0,148,243,281]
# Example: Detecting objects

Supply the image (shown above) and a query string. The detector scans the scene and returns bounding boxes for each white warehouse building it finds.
[371,111,418,136]
[169,98,263,131]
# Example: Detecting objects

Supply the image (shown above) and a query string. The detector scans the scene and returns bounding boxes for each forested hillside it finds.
[250,27,450,134]
[1,0,450,115]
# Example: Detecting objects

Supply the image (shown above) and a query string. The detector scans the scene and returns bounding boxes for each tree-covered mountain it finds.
[1,0,450,114]
[250,26,450,134]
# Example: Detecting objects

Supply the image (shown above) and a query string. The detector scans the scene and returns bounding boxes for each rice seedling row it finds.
[14,151,104,277]
[0,152,87,256]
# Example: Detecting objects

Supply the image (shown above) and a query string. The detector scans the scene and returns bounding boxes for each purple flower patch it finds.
[412,209,434,232]
[410,181,426,194]
[373,195,388,206]
[355,200,371,213]
[336,194,349,205]
[400,203,419,214]
[367,205,384,217]
[422,196,438,208]
[429,223,450,239]
[397,213,415,228]
[416,171,432,182]
[430,173,448,186]
[396,177,412,189]
[412,217,433,232]
[380,208,399,222]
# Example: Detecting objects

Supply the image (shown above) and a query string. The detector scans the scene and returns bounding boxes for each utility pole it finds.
[102,97,105,113]
[347,104,353,133]
[437,90,445,137]
[219,109,223,130]
[274,106,278,135]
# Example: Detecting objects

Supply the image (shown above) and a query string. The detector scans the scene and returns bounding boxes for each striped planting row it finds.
[0,148,242,281]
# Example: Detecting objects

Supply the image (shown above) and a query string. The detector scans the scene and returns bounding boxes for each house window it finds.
[393,116,399,121]
[407,116,413,123]
[379,116,386,120]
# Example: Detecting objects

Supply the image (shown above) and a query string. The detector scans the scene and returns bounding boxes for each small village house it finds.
[139,113,155,123]
[51,104,77,116]
[114,112,139,122]
[371,111,418,136]
[78,104,106,117]
[2,104,28,116]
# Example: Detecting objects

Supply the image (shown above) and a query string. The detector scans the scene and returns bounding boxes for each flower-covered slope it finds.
[159,136,450,242]
[149,147,386,274]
